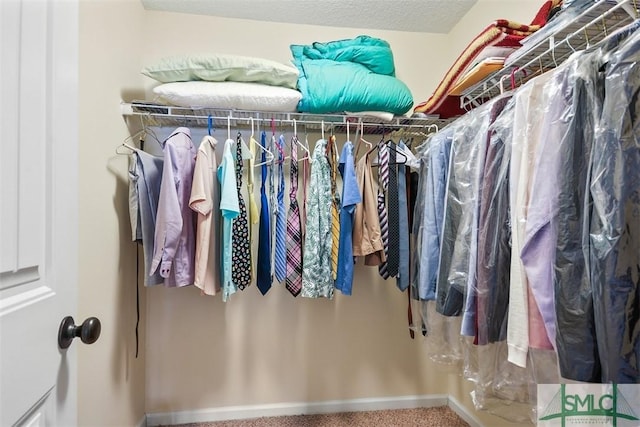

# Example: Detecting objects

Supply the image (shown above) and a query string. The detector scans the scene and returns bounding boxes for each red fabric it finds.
[414,0,562,118]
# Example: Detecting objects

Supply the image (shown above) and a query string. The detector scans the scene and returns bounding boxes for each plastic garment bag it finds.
[590,29,640,384]
[435,101,493,318]
[411,128,454,302]
[550,51,604,383]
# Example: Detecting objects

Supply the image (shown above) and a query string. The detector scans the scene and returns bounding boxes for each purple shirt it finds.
[520,65,573,349]
[150,127,197,287]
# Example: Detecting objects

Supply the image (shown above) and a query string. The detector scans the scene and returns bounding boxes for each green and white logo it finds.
[538,384,640,427]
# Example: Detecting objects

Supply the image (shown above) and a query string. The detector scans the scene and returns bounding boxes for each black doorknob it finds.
[58,316,101,349]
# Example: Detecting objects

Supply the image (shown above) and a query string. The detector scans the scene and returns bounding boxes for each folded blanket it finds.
[414,0,562,118]
[291,35,414,115]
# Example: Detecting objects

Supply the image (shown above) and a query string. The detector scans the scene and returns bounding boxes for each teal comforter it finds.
[290,36,413,115]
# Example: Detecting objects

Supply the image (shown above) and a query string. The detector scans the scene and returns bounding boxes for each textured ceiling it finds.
[141,0,478,34]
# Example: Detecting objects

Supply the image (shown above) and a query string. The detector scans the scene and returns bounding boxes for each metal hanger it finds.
[253,118,274,167]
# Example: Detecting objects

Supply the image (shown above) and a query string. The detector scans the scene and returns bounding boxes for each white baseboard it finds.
[145,394,450,426]
[447,395,484,427]
[136,414,147,427]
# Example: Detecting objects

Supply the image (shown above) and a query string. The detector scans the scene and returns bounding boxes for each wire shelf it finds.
[121,101,452,136]
[460,0,638,110]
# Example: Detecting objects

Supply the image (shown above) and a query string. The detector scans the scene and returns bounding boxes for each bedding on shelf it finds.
[142,53,299,89]
[413,0,563,119]
[152,81,302,112]
[290,35,414,116]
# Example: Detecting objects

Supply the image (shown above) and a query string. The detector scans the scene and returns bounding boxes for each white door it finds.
[0,0,81,425]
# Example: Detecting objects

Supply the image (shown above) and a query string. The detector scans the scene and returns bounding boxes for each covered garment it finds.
[436,101,492,317]
[590,31,640,383]
[412,128,453,301]
[290,35,413,115]
[472,94,513,345]
[551,52,603,383]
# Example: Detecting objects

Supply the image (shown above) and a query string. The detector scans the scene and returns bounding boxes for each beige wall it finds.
[78,1,147,426]
[77,1,549,426]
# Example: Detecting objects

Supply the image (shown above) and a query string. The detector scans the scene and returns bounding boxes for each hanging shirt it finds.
[302,139,334,299]
[475,97,514,346]
[128,149,164,286]
[189,136,221,296]
[436,103,490,318]
[335,141,361,295]
[506,70,560,366]
[218,138,240,301]
[414,129,453,301]
[353,151,386,265]
[150,127,196,287]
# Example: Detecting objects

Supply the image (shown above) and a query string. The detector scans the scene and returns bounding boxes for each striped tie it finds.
[274,135,287,283]
[285,135,303,296]
[386,143,399,277]
[329,136,340,281]
[378,140,390,279]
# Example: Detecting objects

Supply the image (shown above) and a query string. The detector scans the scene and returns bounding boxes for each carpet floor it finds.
[167,406,470,427]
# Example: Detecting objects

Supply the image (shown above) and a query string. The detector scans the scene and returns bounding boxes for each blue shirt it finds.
[335,141,361,295]
[129,149,164,286]
[416,127,452,301]
[218,138,240,301]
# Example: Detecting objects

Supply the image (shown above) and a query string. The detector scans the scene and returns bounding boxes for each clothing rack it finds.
[120,101,451,136]
[460,0,639,110]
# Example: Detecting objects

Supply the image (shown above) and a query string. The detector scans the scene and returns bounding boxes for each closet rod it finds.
[120,102,452,131]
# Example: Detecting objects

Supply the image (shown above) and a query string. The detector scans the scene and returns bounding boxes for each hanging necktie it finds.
[285,135,303,296]
[232,134,252,290]
[247,135,260,279]
[270,134,279,281]
[386,142,400,278]
[396,142,410,291]
[257,131,272,295]
[274,135,287,283]
[377,139,390,279]
[329,136,340,281]
[301,147,310,242]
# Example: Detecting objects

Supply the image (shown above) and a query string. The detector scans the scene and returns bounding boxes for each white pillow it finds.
[152,81,302,112]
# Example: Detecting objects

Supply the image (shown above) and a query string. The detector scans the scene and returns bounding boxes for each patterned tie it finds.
[274,135,287,283]
[386,142,400,277]
[377,140,390,279]
[257,131,272,295]
[329,136,340,281]
[231,134,252,290]
[285,135,303,296]
[300,150,310,243]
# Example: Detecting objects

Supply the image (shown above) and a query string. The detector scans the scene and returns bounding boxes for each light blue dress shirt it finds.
[417,127,453,301]
[218,138,240,301]
[335,141,361,295]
